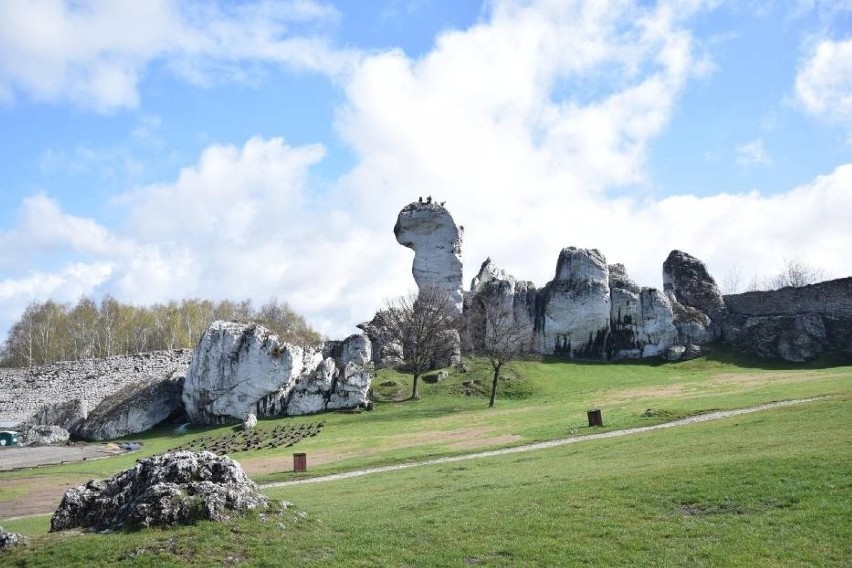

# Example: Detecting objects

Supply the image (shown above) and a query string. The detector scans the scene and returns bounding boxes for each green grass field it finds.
[1,349,850,566]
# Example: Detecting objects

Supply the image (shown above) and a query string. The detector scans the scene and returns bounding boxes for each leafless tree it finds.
[383,287,460,400]
[770,257,828,289]
[469,299,532,408]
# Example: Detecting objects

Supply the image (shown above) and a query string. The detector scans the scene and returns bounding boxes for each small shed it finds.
[0,431,20,447]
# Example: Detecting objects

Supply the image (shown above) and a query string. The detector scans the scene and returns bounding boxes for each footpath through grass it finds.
[2,394,849,566]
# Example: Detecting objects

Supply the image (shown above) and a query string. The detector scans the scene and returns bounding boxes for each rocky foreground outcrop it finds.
[183,321,373,424]
[394,200,464,315]
[0,526,24,551]
[51,451,268,531]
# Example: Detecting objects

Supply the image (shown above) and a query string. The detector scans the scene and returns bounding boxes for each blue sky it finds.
[1,0,851,340]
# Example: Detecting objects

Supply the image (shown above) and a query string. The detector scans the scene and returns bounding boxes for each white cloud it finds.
[2,0,851,344]
[795,37,852,129]
[0,0,354,112]
[736,138,772,166]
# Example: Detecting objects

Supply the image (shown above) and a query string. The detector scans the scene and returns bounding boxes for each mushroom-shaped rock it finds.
[394,201,464,314]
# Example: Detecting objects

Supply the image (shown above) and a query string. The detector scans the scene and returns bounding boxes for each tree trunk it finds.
[489,364,500,408]
[412,373,421,400]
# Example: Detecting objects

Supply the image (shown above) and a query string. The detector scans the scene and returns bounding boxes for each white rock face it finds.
[74,375,185,441]
[394,201,464,314]
[467,257,537,352]
[608,264,678,358]
[539,248,611,358]
[183,321,373,424]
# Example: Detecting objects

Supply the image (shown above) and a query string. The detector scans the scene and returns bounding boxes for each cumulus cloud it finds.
[2,0,851,342]
[795,37,852,129]
[0,0,355,112]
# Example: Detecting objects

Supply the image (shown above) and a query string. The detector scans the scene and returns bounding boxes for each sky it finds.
[1,0,851,341]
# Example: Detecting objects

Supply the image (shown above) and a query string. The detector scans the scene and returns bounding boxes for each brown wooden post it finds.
[293,452,307,472]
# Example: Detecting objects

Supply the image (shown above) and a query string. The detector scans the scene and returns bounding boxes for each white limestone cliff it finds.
[394,201,464,314]
[183,321,373,424]
[538,248,611,358]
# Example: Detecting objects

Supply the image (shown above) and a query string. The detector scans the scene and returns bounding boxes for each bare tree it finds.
[383,287,460,400]
[469,300,532,408]
[770,257,828,289]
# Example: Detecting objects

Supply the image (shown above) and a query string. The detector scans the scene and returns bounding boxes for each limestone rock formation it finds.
[394,201,464,314]
[183,321,373,423]
[72,374,185,441]
[50,451,268,531]
[0,526,24,551]
[608,264,678,358]
[0,350,192,431]
[663,250,726,315]
[357,312,404,369]
[18,424,70,446]
[242,414,258,430]
[537,248,611,358]
[465,257,536,353]
[722,278,852,362]
[26,399,88,433]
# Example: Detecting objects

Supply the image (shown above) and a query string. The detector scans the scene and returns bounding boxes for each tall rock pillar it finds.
[394,200,464,315]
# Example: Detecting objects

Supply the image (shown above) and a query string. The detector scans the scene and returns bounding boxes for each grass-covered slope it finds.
[1,349,850,565]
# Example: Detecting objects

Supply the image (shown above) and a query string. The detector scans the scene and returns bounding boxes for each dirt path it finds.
[0,398,821,522]
[261,398,820,490]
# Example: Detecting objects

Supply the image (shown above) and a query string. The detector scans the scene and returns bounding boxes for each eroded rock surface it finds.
[663,250,726,316]
[0,526,24,550]
[608,264,678,359]
[722,278,852,362]
[50,451,268,531]
[537,248,611,358]
[0,350,191,431]
[73,374,185,441]
[183,321,373,424]
[18,424,70,446]
[394,201,464,314]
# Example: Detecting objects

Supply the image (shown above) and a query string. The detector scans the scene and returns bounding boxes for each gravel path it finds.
[0,445,126,472]
[261,398,821,490]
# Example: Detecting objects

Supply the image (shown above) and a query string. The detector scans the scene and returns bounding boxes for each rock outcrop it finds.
[722,278,852,362]
[183,321,373,424]
[50,451,268,531]
[0,350,191,430]
[394,201,464,314]
[72,374,185,441]
[536,248,611,358]
[465,258,537,352]
[18,424,70,446]
[0,526,24,551]
[608,264,678,359]
[357,312,404,369]
[467,253,680,360]
[663,250,725,315]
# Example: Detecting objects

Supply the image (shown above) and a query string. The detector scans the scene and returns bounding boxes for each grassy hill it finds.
[1,348,850,566]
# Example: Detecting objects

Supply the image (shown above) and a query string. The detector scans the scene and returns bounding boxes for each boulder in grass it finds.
[50,451,269,531]
[0,526,24,551]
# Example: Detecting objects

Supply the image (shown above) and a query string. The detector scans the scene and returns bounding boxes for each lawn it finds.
[1,349,850,566]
